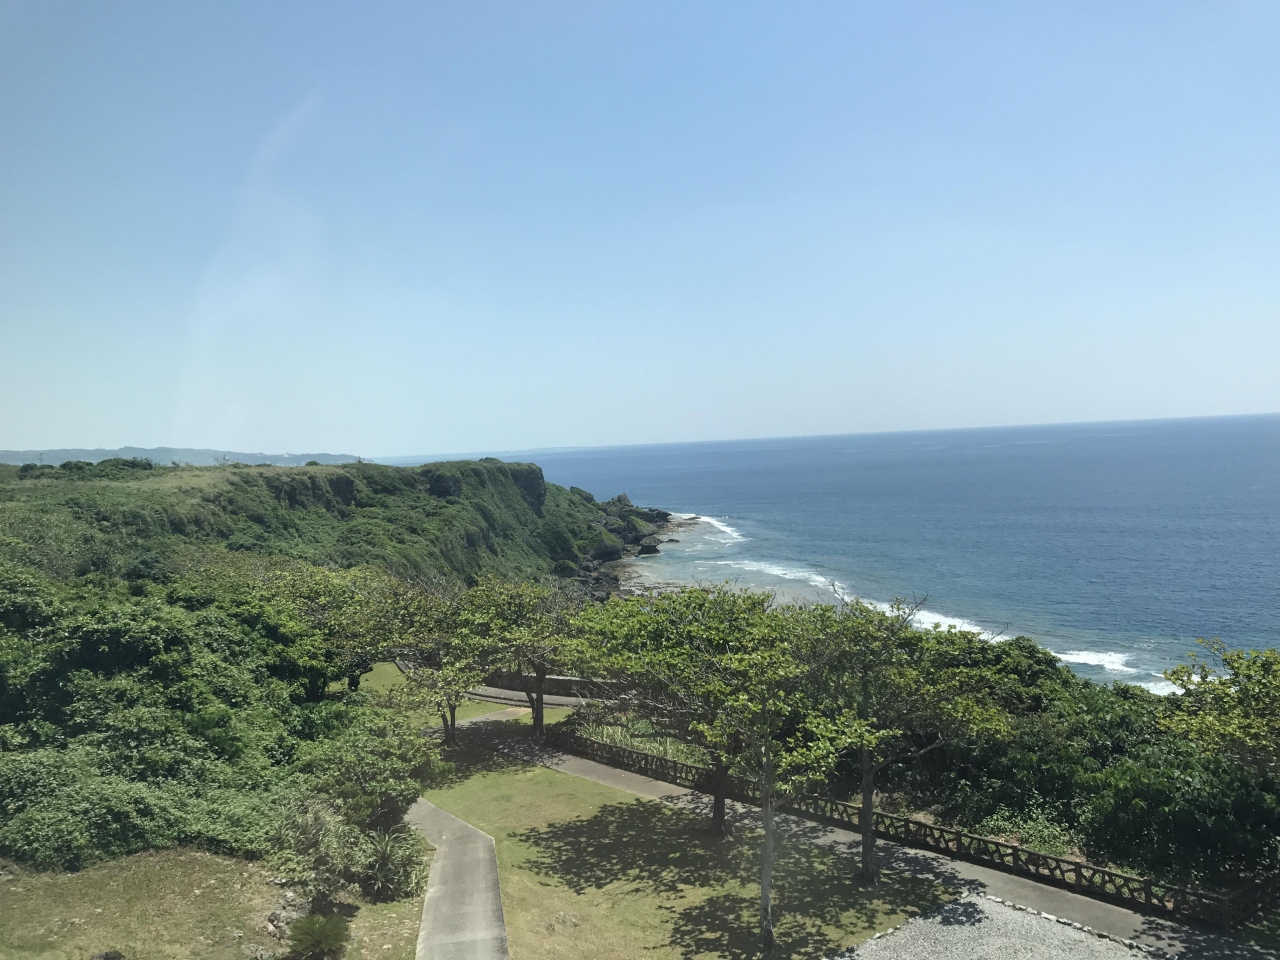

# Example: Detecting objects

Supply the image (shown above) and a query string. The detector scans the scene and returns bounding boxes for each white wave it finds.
[697,560,996,636]
[699,517,748,542]
[1137,678,1178,696]
[1052,650,1138,674]
[700,559,849,597]
[909,607,993,636]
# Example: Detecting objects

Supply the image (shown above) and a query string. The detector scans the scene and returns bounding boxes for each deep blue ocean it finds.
[527,416,1280,692]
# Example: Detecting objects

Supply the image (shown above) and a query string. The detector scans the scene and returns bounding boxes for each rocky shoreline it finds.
[565,494,696,600]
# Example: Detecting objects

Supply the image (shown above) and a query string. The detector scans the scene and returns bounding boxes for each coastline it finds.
[605,511,1180,695]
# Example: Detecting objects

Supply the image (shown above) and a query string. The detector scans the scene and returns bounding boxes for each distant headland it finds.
[0,446,360,467]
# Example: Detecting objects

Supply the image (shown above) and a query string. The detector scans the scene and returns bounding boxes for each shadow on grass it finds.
[515,798,951,960]
[429,731,531,788]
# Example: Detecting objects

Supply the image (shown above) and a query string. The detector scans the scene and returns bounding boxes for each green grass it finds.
[423,744,952,960]
[0,849,281,960]
[332,663,519,728]
[0,847,428,960]
[345,889,426,960]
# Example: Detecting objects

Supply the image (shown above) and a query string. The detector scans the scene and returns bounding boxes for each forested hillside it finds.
[0,457,669,584]
[0,457,665,880]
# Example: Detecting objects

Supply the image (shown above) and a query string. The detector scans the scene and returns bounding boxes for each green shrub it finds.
[0,775,185,869]
[976,804,1077,858]
[287,913,350,959]
[296,713,442,830]
[362,827,429,902]
[267,796,370,904]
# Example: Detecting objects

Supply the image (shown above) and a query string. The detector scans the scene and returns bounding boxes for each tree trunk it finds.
[440,707,455,746]
[448,703,458,745]
[759,749,776,953]
[710,754,729,837]
[347,672,361,692]
[532,667,546,737]
[860,744,878,882]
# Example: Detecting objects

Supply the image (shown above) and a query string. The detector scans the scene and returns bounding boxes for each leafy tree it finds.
[1165,639,1280,781]
[379,576,496,745]
[585,586,857,952]
[813,600,1008,880]
[265,565,390,699]
[580,587,766,835]
[462,576,583,737]
[294,711,443,830]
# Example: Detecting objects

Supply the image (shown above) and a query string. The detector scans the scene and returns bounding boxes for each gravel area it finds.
[842,896,1142,960]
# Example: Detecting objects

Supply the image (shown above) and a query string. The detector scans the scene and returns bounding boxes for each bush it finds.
[976,804,1077,858]
[362,827,429,902]
[287,913,350,959]
[1080,742,1280,883]
[296,712,443,830]
[0,775,185,869]
[267,796,370,904]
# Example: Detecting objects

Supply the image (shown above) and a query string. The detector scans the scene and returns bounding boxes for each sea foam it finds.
[700,517,748,542]
[1051,650,1139,673]
[697,558,995,637]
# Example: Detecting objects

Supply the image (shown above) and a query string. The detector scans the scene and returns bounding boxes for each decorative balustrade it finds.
[545,727,1272,931]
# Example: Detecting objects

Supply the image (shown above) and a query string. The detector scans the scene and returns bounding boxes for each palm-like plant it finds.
[287,913,350,959]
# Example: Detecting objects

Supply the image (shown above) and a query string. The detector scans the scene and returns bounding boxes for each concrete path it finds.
[466,686,587,709]
[405,800,509,960]
[477,723,1270,960]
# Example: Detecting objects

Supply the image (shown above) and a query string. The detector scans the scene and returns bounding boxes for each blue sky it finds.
[3,1,1279,457]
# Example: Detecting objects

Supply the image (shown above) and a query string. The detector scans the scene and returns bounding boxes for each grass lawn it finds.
[423,743,953,960]
[0,848,426,960]
[331,662,517,727]
[0,849,280,960]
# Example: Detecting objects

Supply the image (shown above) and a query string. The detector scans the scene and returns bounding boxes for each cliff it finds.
[0,457,670,591]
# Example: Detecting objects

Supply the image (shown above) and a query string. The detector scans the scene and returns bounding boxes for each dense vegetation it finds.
[0,457,667,584]
[575,590,1280,896]
[1,457,1277,952]
[0,458,664,901]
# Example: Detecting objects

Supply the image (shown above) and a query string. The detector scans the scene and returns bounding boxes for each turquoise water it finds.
[531,416,1280,692]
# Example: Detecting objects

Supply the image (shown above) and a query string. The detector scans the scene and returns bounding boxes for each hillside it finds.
[0,458,670,589]
[0,446,360,467]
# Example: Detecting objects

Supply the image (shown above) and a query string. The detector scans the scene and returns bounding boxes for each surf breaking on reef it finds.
[635,515,993,634]
[625,514,1176,694]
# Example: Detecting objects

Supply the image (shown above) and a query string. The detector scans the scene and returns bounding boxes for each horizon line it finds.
[374,410,1280,465]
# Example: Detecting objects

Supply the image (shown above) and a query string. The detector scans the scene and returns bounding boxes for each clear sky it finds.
[3,2,1279,457]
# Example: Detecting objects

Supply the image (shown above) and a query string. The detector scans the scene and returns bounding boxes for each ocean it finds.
[530,415,1280,693]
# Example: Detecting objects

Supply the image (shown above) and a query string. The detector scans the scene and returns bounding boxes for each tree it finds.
[379,576,495,746]
[581,586,766,835]
[584,586,858,952]
[1165,639,1280,781]
[462,576,583,737]
[264,565,390,699]
[813,599,1007,880]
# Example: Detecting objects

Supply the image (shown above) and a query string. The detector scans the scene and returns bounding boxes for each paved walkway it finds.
[476,724,1270,960]
[405,799,509,960]
[465,685,587,709]
[405,709,526,960]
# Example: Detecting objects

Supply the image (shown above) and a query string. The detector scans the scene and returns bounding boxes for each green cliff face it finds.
[0,458,666,583]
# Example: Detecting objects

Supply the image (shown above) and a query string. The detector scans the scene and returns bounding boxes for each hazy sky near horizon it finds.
[3,2,1280,457]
